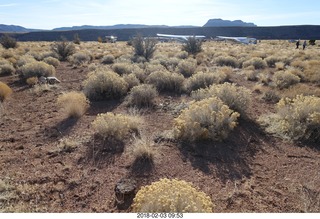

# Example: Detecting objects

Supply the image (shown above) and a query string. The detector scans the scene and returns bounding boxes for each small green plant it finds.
[0,34,17,49]
[174,97,239,141]
[57,91,90,118]
[125,84,158,108]
[132,178,213,212]
[258,95,320,142]
[51,37,76,61]
[182,37,203,56]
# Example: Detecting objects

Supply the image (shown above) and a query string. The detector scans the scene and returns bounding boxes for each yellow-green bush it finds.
[17,61,55,80]
[145,70,184,93]
[83,69,128,100]
[272,70,300,89]
[57,91,89,118]
[125,84,158,108]
[132,178,213,212]
[92,112,140,140]
[174,97,239,141]
[191,83,251,116]
[258,95,320,142]
[0,81,13,102]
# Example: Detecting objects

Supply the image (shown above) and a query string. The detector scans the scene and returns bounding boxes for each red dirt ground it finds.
[1,61,320,213]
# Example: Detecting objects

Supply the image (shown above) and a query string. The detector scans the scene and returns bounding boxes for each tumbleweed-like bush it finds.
[258,95,320,142]
[132,178,213,212]
[57,91,90,118]
[83,69,128,100]
[177,58,197,77]
[174,97,239,142]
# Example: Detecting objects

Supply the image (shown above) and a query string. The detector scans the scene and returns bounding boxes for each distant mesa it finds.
[203,19,257,27]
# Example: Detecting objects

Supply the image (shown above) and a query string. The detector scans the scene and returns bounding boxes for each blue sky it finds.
[0,0,319,29]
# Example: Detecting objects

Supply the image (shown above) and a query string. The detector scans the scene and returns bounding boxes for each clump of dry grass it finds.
[92,112,141,141]
[0,81,13,102]
[57,91,90,118]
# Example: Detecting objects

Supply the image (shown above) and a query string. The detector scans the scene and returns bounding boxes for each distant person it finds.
[296,40,300,49]
[303,40,307,50]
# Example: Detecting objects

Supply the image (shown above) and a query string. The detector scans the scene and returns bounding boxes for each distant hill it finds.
[6,25,320,42]
[203,19,257,27]
[0,24,42,32]
[52,24,171,31]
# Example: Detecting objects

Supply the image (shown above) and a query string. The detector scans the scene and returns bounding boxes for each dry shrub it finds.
[16,55,36,67]
[265,55,283,68]
[17,61,55,80]
[26,77,38,87]
[92,112,140,140]
[101,54,115,64]
[281,84,320,99]
[242,57,267,69]
[125,84,158,108]
[174,97,239,141]
[191,83,251,116]
[157,57,180,71]
[43,56,60,68]
[177,58,197,77]
[302,60,320,82]
[176,51,189,59]
[214,56,238,68]
[69,51,92,66]
[243,69,259,81]
[144,63,166,75]
[57,91,89,118]
[258,95,320,142]
[261,89,281,103]
[112,62,132,75]
[51,39,76,61]
[0,63,15,76]
[145,70,184,93]
[272,70,300,89]
[0,81,13,102]
[275,62,285,70]
[122,73,140,90]
[132,178,213,212]
[184,71,226,93]
[83,69,128,100]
